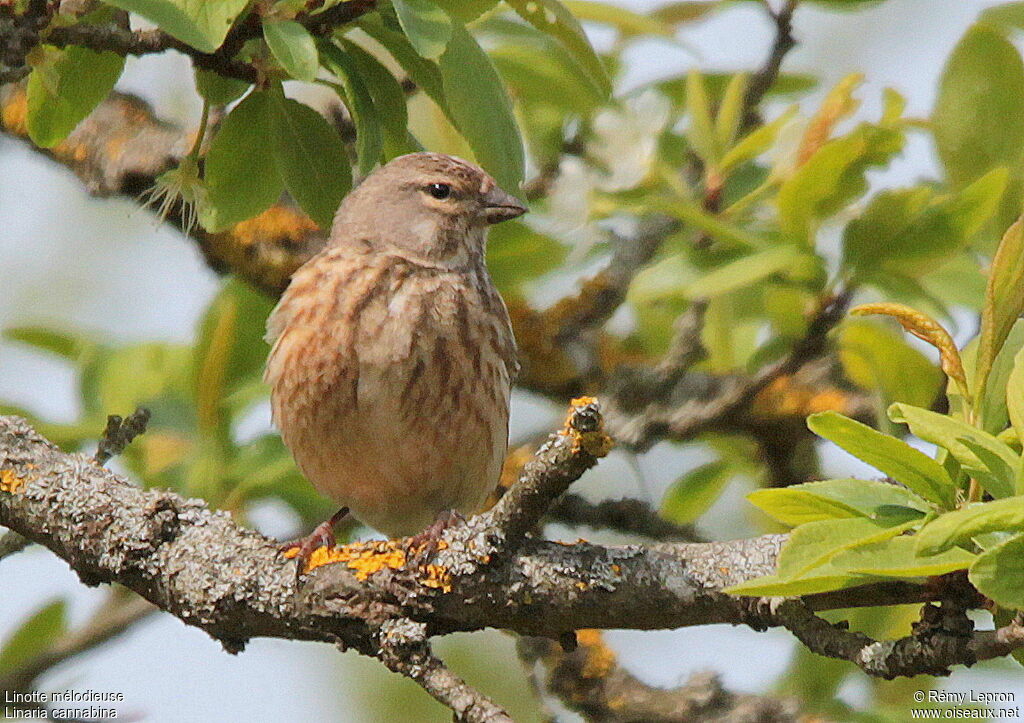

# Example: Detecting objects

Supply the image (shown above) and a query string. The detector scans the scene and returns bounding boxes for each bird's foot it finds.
[406,509,465,565]
[278,506,349,580]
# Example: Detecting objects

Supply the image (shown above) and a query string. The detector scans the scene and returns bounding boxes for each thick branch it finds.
[1,414,936,649]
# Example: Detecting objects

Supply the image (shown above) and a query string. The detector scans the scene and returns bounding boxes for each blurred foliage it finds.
[8,0,1024,720]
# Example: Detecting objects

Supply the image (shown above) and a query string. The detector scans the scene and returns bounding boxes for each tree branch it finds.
[1,410,996,692]
[518,633,801,722]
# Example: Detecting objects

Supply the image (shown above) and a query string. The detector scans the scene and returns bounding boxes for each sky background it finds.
[2,1,1022,721]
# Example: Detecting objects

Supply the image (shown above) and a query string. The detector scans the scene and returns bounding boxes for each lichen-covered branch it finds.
[518,633,800,722]
[1,411,995,687]
[1,1,379,85]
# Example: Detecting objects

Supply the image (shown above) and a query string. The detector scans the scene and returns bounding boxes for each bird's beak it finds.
[483,187,528,224]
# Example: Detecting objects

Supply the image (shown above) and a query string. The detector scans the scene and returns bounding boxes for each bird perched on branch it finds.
[265,152,525,565]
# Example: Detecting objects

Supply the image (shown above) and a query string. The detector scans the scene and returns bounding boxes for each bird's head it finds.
[331,152,527,267]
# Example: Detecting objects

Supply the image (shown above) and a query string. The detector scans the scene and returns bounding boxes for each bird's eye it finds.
[426,183,452,200]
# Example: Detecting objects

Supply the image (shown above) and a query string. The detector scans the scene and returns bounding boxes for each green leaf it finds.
[685,70,718,165]
[933,22,1024,190]
[264,19,320,82]
[918,498,1024,556]
[486,221,567,292]
[748,487,865,526]
[432,0,500,22]
[506,0,612,99]
[340,39,412,160]
[777,125,903,245]
[268,92,351,232]
[977,217,1024,401]
[838,320,944,410]
[0,600,67,673]
[562,1,676,36]
[833,535,975,577]
[844,169,1008,279]
[749,478,930,527]
[889,403,1019,499]
[194,68,249,106]
[720,105,797,172]
[103,0,249,54]
[360,14,449,111]
[1008,347,1024,446]
[439,23,525,196]
[394,0,453,60]
[661,461,731,524]
[969,532,1024,609]
[715,73,748,151]
[26,46,124,148]
[4,326,91,361]
[776,516,919,579]
[725,569,877,597]
[193,277,274,437]
[202,90,283,231]
[808,411,956,508]
[319,43,384,177]
[683,246,813,299]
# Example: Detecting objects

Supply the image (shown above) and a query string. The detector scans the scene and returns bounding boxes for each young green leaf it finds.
[833,535,975,577]
[320,43,384,176]
[439,23,525,196]
[715,73,748,151]
[748,487,865,526]
[269,92,351,230]
[776,516,919,580]
[933,23,1024,190]
[194,68,249,106]
[977,217,1024,401]
[720,105,797,172]
[838,320,944,410]
[264,19,320,82]
[340,39,412,160]
[661,461,732,524]
[4,326,91,361]
[916,498,1024,556]
[851,302,969,402]
[683,246,812,299]
[26,46,125,148]
[394,0,453,60]
[104,0,250,54]
[359,14,449,114]
[685,70,718,166]
[969,532,1024,609]
[1008,347,1024,446]
[486,221,568,292]
[749,477,931,527]
[562,1,676,37]
[724,568,878,597]
[889,403,1019,499]
[0,600,67,673]
[506,0,612,99]
[777,125,904,245]
[202,90,283,232]
[808,411,956,508]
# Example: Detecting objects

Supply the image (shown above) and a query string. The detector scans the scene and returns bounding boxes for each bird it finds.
[264,152,525,564]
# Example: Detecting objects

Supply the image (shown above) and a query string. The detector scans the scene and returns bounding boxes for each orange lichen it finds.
[230,205,320,248]
[564,397,613,458]
[0,88,28,134]
[751,376,853,419]
[576,629,616,678]
[0,468,25,494]
[293,539,453,591]
[419,564,453,593]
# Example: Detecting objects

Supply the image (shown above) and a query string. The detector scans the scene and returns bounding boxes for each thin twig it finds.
[0,529,31,561]
[94,407,150,466]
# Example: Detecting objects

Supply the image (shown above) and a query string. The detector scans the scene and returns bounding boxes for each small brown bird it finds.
[265,153,525,557]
